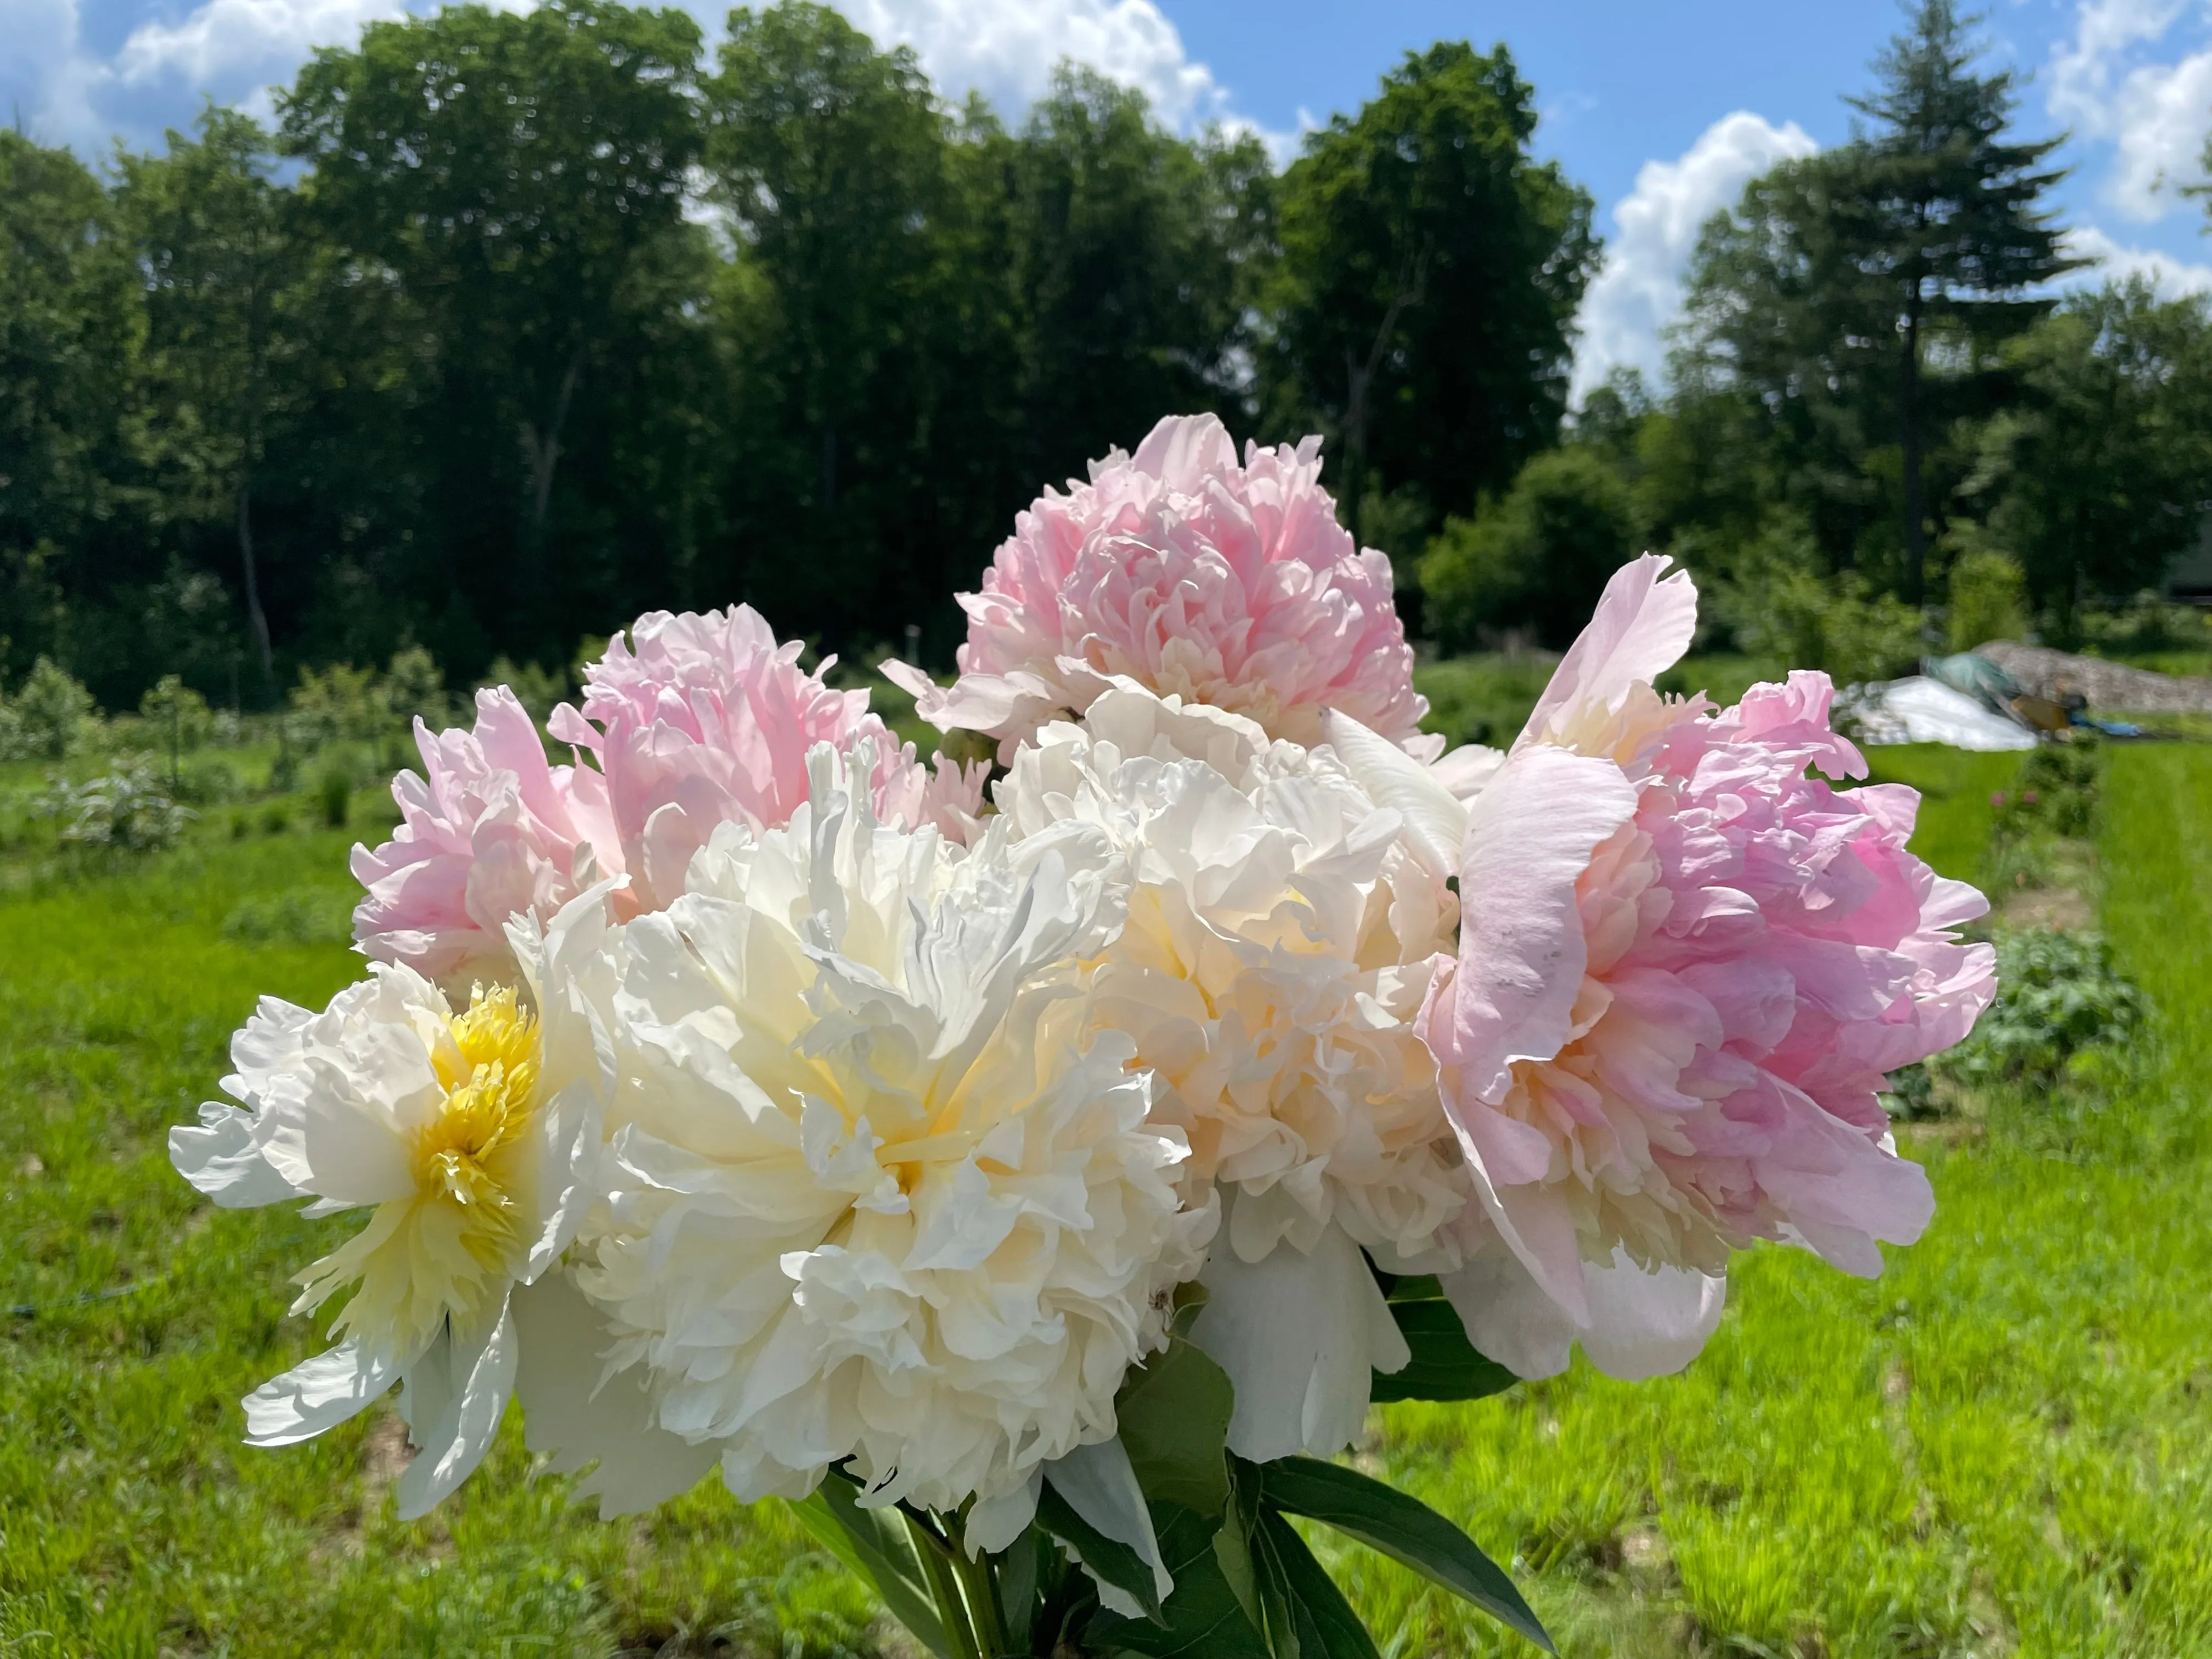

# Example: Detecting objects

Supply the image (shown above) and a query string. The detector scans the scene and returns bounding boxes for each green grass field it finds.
[2,736,2207,1657]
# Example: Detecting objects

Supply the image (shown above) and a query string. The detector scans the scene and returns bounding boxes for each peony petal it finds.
[170,1103,300,1209]
[1043,1437,1172,1612]
[510,1274,718,1518]
[966,1470,1043,1556]
[394,1301,518,1518]
[1440,1243,1725,1382]
[242,1336,401,1446]
[1425,746,1639,1103]
[1190,1211,1409,1463]
[1517,552,1697,750]
[1318,707,1468,882]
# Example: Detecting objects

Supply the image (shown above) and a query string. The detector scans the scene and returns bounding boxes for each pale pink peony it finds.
[547,606,987,911]
[352,687,623,988]
[885,414,1435,760]
[1391,555,1993,1379]
[354,609,984,985]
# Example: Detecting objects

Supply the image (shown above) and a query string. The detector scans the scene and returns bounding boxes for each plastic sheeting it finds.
[1843,675,2038,751]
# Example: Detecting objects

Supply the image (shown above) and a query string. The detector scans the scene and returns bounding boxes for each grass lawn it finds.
[3,741,2207,1656]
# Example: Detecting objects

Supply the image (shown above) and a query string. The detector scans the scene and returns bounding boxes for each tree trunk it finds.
[1900,287,1926,606]
[237,472,274,693]
[1341,238,1434,532]
[521,351,586,537]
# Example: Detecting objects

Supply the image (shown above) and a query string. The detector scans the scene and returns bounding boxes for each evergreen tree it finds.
[1841,0,2076,599]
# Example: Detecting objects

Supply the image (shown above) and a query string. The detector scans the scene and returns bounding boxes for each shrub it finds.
[1946,549,2030,651]
[7,658,98,760]
[1943,929,2147,1088]
[286,662,382,748]
[1420,448,1640,651]
[479,654,569,726]
[1714,557,1925,687]
[1888,927,2147,1118]
[138,675,213,754]
[315,760,353,829]
[382,645,453,730]
[1993,738,2101,843]
[35,761,193,852]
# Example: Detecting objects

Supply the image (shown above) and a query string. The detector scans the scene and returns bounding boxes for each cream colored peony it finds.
[167,890,619,1516]
[560,743,1211,1530]
[994,684,1468,1461]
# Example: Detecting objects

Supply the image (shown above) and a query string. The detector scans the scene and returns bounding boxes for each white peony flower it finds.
[168,888,618,1516]
[563,743,1212,1527]
[993,686,1470,1460]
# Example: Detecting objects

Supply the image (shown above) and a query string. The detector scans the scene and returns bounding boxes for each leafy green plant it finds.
[314,760,353,829]
[34,760,194,852]
[5,657,99,760]
[1712,552,1926,688]
[1944,928,2146,1088]
[1944,547,2029,651]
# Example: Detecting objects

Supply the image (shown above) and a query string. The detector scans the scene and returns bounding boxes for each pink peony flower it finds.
[547,606,986,911]
[885,414,1435,761]
[1336,555,1995,1381]
[352,687,623,989]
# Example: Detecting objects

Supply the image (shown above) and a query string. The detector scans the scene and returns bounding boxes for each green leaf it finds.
[1369,1296,1519,1404]
[1261,1457,1553,1652]
[1084,1503,1274,1658]
[1255,1509,1382,1659]
[1037,1478,1166,1624]
[786,1485,953,1658]
[1116,1335,1235,1518]
[997,1527,1041,1654]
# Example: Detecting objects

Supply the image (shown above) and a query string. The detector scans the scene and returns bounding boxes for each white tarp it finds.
[1843,675,2037,751]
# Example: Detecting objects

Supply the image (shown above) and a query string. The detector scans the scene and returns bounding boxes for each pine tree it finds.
[1843,0,2076,600]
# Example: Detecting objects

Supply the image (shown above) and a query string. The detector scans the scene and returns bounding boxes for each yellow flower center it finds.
[294,984,544,1356]
[415,984,541,1215]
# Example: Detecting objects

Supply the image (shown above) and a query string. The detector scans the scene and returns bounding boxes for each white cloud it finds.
[2049,0,2212,221]
[1569,111,1818,401]
[838,0,1243,134]
[115,0,409,92]
[2063,222,2212,292]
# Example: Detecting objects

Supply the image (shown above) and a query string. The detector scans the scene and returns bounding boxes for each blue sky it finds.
[12,0,2212,396]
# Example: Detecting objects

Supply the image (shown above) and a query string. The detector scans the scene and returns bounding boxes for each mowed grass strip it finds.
[0,830,878,1659]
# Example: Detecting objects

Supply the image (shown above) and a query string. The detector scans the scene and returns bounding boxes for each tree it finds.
[0,132,142,682]
[281,0,705,658]
[704,2,1004,651]
[1420,445,1639,651]
[116,108,298,692]
[1842,0,2076,599]
[1266,43,1597,531]
[1003,67,1269,479]
[1962,282,2212,629]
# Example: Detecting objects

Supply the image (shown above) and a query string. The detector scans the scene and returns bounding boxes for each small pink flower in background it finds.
[1991,792,2007,808]
[2022,789,2039,805]
[1379,555,1994,1380]
[354,609,986,981]
[352,687,621,988]
[548,606,985,911]
[885,414,1435,760]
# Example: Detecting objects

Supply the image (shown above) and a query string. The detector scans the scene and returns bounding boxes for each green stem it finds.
[950,1531,1010,1657]
[908,1511,984,1659]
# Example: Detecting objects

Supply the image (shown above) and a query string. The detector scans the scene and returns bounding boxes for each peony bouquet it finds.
[172,416,1995,1656]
